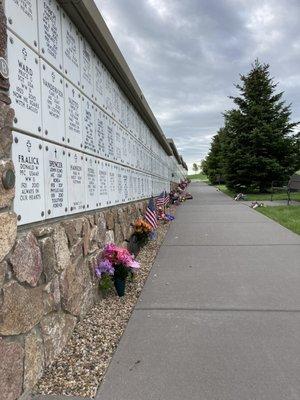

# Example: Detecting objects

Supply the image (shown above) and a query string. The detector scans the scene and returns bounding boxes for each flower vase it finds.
[128,234,140,256]
[114,276,126,297]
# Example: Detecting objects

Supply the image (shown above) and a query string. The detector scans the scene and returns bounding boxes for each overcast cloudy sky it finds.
[96,0,300,170]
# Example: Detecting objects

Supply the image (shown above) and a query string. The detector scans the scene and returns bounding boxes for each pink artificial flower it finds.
[129,260,140,270]
[116,247,132,266]
[102,243,118,263]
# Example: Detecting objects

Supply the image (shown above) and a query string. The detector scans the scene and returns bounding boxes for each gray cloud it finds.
[97,0,300,170]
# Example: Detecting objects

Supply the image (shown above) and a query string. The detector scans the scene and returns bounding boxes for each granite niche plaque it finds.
[128,170,133,201]
[122,168,129,202]
[82,96,96,154]
[7,33,42,135]
[94,58,105,107]
[95,107,107,158]
[44,142,68,218]
[65,81,82,150]
[98,160,108,207]
[38,0,63,71]
[107,162,116,205]
[107,117,115,160]
[85,155,98,210]
[62,12,80,85]
[67,149,85,213]
[117,164,123,204]
[41,61,65,143]
[80,38,93,98]
[115,125,122,163]
[12,132,45,225]
[5,0,38,49]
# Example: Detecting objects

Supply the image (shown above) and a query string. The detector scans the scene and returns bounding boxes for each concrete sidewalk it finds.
[96,182,300,400]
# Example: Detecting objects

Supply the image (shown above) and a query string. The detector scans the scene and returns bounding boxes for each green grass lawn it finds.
[218,184,300,202]
[257,206,300,235]
[188,172,208,181]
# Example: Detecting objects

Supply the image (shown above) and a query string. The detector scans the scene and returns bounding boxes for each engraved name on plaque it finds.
[67,149,85,213]
[12,132,45,225]
[5,0,38,49]
[98,160,108,207]
[82,96,96,154]
[65,81,82,150]
[38,0,63,71]
[41,61,65,143]
[44,142,68,218]
[85,155,98,210]
[80,38,93,98]
[62,12,80,85]
[8,33,42,135]
[95,107,107,158]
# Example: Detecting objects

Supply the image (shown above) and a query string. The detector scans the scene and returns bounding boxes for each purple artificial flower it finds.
[95,259,114,279]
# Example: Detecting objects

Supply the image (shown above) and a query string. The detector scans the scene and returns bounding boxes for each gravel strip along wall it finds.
[0,1,187,399]
[33,215,173,398]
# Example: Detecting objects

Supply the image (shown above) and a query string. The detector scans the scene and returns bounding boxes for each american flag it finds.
[164,191,170,206]
[145,197,158,229]
[156,191,169,208]
[156,191,166,208]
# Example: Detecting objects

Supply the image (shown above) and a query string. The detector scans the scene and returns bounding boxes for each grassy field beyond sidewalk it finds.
[257,206,300,235]
[188,172,208,181]
[218,184,300,202]
[216,183,300,235]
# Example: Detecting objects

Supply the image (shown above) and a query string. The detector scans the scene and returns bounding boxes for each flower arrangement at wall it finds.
[95,243,140,297]
[128,218,153,255]
[133,218,153,237]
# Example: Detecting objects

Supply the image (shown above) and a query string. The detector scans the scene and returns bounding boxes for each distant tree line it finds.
[202,60,300,192]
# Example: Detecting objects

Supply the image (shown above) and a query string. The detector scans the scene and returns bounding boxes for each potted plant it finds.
[95,243,140,297]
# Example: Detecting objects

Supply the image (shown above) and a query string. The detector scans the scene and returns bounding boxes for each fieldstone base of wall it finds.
[0,200,147,400]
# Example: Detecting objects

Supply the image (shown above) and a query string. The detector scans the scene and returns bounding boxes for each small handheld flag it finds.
[156,191,165,208]
[145,197,158,229]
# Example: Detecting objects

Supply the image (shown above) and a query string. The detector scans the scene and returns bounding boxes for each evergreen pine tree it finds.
[205,128,226,184]
[223,60,299,192]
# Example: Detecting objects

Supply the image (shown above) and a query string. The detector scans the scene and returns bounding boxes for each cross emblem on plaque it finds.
[26,140,32,152]
[22,48,28,61]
